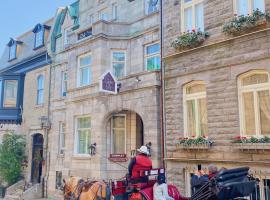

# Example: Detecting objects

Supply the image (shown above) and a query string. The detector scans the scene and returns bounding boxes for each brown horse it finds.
[63,177,109,200]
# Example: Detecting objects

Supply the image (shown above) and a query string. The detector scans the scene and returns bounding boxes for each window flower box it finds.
[176,136,213,150]
[223,9,270,36]
[232,136,270,151]
[171,29,209,51]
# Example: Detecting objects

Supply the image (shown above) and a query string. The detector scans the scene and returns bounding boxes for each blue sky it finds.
[0,0,75,55]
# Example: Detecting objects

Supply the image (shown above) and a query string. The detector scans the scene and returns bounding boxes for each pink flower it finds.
[192,29,196,32]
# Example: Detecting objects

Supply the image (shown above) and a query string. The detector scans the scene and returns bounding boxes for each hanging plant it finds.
[171,29,209,50]
[223,9,269,35]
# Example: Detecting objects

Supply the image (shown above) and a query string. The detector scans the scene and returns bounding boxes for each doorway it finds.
[31,134,43,184]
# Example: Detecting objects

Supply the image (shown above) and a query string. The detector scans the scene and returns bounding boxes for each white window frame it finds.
[233,0,265,15]
[144,42,160,71]
[111,50,126,79]
[61,71,68,97]
[112,3,117,20]
[77,53,92,87]
[183,81,207,137]
[74,115,91,156]
[63,27,72,47]
[181,0,204,32]
[59,122,65,155]
[111,114,127,154]
[35,29,44,48]
[37,75,44,105]
[238,70,270,137]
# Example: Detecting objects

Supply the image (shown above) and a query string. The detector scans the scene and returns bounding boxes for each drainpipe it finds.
[159,0,166,169]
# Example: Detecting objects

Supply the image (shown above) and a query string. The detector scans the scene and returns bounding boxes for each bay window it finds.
[183,81,208,137]
[75,116,91,155]
[3,80,18,108]
[77,54,92,87]
[145,43,160,71]
[234,0,264,16]
[181,0,204,32]
[112,51,125,78]
[239,71,270,136]
[111,115,126,154]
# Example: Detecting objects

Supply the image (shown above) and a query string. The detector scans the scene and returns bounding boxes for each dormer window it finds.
[7,38,22,61]
[32,23,51,49]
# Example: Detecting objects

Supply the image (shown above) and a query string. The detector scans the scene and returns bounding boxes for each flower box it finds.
[176,136,213,151]
[176,143,212,150]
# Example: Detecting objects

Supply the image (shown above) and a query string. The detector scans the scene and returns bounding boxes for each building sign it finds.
[99,71,117,94]
[78,28,92,40]
[109,154,128,162]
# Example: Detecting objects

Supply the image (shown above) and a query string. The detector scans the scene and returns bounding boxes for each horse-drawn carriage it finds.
[63,167,258,200]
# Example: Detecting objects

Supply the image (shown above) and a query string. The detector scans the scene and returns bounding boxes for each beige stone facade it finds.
[47,0,161,196]
[163,0,270,199]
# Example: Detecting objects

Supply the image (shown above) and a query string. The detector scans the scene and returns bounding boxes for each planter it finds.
[233,143,270,151]
[176,143,212,150]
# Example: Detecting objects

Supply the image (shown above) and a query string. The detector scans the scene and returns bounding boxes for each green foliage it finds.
[0,133,26,185]
[171,30,209,50]
[223,9,267,35]
[178,136,213,146]
[233,136,270,143]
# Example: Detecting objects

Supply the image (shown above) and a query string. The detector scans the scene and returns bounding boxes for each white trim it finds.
[74,115,91,156]
[183,81,207,137]
[238,70,270,137]
[233,0,265,15]
[77,53,92,87]
[144,42,160,71]
[181,0,204,32]
[110,114,127,154]
[111,50,126,78]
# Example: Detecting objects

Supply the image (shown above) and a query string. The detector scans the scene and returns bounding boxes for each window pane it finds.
[242,74,269,86]
[9,45,16,60]
[62,72,67,96]
[37,89,44,104]
[80,67,90,86]
[113,63,124,78]
[184,7,193,31]
[35,31,43,47]
[78,117,91,128]
[146,44,160,55]
[80,56,91,67]
[198,98,208,136]
[145,0,159,14]
[4,80,18,107]
[243,92,256,135]
[258,90,270,135]
[113,129,125,154]
[237,0,248,15]
[253,0,264,12]
[38,76,44,89]
[78,130,90,154]
[186,84,206,94]
[113,52,125,62]
[187,100,196,137]
[195,3,204,31]
[113,116,125,128]
[147,56,160,70]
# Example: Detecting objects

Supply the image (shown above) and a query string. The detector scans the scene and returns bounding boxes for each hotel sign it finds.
[99,71,117,94]
[109,154,128,162]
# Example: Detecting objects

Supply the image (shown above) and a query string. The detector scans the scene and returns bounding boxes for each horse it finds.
[63,177,110,200]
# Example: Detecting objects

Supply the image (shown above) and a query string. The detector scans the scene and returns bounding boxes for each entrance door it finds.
[31,134,43,184]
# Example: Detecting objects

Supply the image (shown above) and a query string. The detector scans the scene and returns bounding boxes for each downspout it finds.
[159,0,166,169]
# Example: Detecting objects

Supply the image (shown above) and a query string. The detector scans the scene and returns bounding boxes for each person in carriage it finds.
[153,174,174,200]
[128,145,153,182]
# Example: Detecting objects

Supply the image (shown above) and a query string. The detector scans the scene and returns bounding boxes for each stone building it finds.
[0,19,52,193]
[46,0,161,196]
[163,0,270,199]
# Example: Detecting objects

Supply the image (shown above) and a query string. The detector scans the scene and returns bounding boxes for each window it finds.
[234,0,265,16]
[59,122,65,155]
[238,71,270,136]
[37,75,44,105]
[77,54,92,87]
[112,51,125,78]
[55,171,62,190]
[63,28,71,47]
[88,14,94,25]
[99,8,110,21]
[3,80,18,108]
[181,0,204,32]
[183,81,208,137]
[145,0,159,15]
[75,117,91,155]
[61,71,68,97]
[35,29,44,48]
[111,115,126,154]
[9,44,17,60]
[112,3,118,20]
[145,43,160,71]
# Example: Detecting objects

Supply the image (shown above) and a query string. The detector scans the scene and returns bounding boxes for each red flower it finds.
[234,13,238,17]
[192,135,195,138]
[192,29,196,32]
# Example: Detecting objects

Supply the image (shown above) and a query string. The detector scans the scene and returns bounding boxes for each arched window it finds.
[37,75,44,105]
[238,70,270,136]
[183,81,208,137]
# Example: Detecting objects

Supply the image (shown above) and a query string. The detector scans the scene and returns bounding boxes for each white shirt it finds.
[153,183,174,200]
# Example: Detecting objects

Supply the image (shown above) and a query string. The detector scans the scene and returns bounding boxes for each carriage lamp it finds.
[89,142,97,156]
[146,142,152,157]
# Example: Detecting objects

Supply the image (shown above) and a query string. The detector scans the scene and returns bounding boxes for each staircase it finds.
[4,180,25,200]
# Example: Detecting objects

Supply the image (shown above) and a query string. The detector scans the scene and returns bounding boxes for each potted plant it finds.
[171,29,209,51]
[176,136,214,150]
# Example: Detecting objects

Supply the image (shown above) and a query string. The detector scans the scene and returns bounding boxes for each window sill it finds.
[233,143,270,151]
[72,154,91,160]
[8,57,17,62]
[33,44,45,50]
